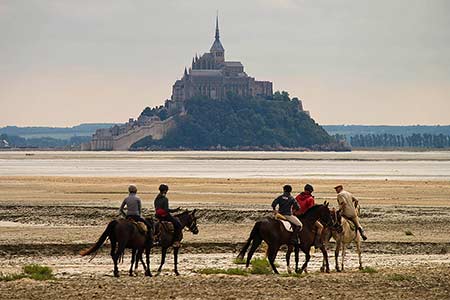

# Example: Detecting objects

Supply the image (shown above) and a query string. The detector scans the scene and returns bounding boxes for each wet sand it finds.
[0,176,449,299]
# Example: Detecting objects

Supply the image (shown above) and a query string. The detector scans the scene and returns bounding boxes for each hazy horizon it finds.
[1,0,449,127]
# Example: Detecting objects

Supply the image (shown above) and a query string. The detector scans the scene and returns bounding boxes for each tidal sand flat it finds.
[1,152,449,299]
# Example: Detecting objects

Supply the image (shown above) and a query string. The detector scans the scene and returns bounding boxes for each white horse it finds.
[322,208,363,272]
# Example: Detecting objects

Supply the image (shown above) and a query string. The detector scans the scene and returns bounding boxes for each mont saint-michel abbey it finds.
[171,17,273,101]
[83,17,273,151]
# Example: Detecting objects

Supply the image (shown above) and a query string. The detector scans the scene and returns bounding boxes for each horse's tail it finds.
[80,220,117,256]
[237,221,261,260]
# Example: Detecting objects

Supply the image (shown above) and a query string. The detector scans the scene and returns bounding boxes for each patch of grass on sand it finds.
[198,258,276,276]
[387,273,415,281]
[233,257,246,265]
[196,268,248,276]
[0,273,27,281]
[249,258,273,275]
[0,264,54,282]
[23,264,54,280]
[360,266,378,274]
[404,230,414,236]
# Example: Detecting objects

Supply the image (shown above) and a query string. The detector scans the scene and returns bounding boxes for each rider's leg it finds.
[314,220,324,248]
[285,215,302,245]
[350,216,367,240]
[165,214,183,245]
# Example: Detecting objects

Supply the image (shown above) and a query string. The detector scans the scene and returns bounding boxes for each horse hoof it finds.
[145,271,152,277]
[320,267,325,273]
[326,269,330,273]
[359,266,364,270]
[174,271,180,276]
[114,272,120,278]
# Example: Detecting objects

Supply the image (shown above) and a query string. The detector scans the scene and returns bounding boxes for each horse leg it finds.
[320,245,330,273]
[245,237,262,269]
[135,248,145,275]
[157,247,167,275]
[113,242,126,277]
[267,244,280,274]
[110,240,118,277]
[144,247,152,277]
[341,243,346,272]
[300,251,311,274]
[294,244,300,273]
[335,240,341,272]
[356,239,363,270]
[129,248,136,276]
[285,245,292,274]
[173,246,180,276]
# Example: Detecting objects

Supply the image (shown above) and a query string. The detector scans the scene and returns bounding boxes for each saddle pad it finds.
[136,222,147,234]
[160,221,174,233]
[127,218,147,235]
[279,220,293,232]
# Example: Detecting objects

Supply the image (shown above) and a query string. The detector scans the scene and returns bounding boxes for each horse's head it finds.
[183,209,199,235]
[317,201,334,227]
[329,207,343,233]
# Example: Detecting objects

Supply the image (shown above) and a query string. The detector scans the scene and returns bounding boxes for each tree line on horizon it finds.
[0,133,90,149]
[347,133,450,148]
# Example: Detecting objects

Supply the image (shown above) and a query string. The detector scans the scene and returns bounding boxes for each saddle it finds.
[127,218,148,235]
[274,213,293,232]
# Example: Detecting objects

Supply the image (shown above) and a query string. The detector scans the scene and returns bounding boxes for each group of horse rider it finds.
[272,183,368,247]
[119,183,183,247]
[119,182,367,249]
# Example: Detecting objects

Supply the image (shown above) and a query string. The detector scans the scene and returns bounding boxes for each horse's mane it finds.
[301,204,323,218]
[174,210,190,218]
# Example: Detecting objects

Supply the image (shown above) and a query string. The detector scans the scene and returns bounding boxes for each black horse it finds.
[154,209,199,276]
[237,203,336,274]
[80,218,153,277]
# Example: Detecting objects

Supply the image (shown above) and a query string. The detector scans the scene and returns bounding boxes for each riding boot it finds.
[358,227,368,241]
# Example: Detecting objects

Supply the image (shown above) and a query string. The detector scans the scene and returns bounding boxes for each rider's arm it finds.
[119,198,127,217]
[137,198,142,216]
[291,197,300,211]
[271,197,279,212]
[337,194,346,210]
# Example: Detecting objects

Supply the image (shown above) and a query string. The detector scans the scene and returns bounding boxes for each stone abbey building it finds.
[171,17,273,102]
[83,17,274,151]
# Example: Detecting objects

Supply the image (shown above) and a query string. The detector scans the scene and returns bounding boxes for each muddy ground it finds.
[0,176,449,299]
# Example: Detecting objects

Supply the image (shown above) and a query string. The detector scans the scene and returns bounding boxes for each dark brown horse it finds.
[155,209,199,276]
[80,218,153,277]
[237,203,336,274]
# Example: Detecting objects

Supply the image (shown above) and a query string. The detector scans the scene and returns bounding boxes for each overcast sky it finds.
[0,0,449,127]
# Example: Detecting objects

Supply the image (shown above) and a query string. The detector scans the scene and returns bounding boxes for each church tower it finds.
[210,14,225,64]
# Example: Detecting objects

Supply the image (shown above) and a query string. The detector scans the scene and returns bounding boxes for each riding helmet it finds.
[159,184,169,193]
[283,185,292,193]
[304,184,314,192]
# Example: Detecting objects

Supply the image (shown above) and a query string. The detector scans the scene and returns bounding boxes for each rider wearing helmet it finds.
[294,184,323,248]
[272,185,302,245]
[154,184,182,246]
[119,184,152,236]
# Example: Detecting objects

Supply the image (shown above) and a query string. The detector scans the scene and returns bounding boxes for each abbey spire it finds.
[210,13,225,63]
